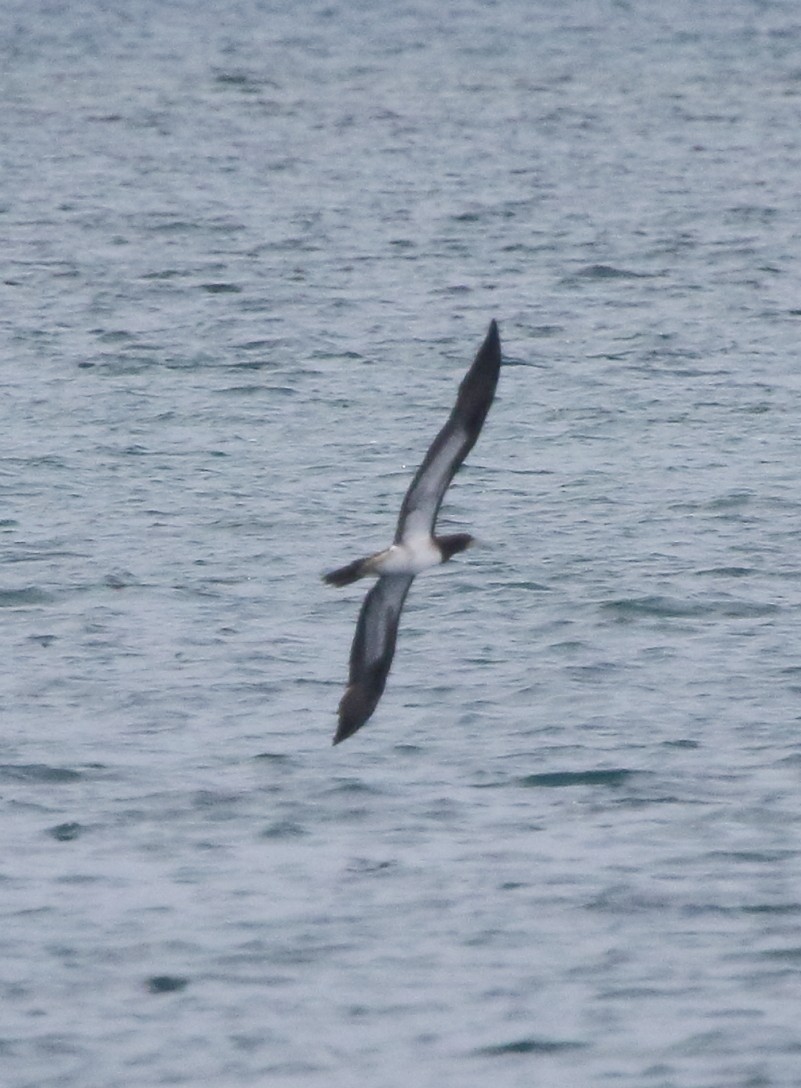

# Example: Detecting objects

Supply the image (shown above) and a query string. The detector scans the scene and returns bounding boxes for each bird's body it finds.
[371,537,443,576]
[324,320,502,745]
[324,534,457,586]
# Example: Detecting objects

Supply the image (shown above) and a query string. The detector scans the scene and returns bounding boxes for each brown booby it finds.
[324,320,502,745]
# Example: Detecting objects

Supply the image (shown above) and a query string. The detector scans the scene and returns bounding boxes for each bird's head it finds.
[436,532,475,562]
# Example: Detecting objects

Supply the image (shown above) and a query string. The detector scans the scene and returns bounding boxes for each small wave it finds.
[146,976,189,994]
[517,769,634,789]
[602,595,778,620]
[695,566,754,578]
[475,1037,586,1056]
[200,282,242,294]
[254,751,295,765]
[0,764,82,783]
[260,820,307,840]
[566,263,650,282]
[0,587,53,606]
[48,822,83,841]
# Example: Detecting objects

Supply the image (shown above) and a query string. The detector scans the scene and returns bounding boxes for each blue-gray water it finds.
[3,1,801,1085]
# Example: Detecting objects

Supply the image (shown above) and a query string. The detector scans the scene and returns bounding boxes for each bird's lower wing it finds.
[333,574,414,744]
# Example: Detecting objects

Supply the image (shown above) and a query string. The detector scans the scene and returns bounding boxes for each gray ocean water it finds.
[3,1,801,1085]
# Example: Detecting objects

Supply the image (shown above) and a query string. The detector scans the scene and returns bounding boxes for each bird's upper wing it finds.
[394,320,501,543]
[334,574,414,744]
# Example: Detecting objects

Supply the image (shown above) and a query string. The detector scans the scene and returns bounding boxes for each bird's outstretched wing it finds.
[394,319,501,543]
[334,574,414,745]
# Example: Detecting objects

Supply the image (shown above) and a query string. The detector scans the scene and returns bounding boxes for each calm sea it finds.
[3,1,801,1085]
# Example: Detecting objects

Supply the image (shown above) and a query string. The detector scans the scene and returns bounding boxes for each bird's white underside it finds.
[370,536,442,576]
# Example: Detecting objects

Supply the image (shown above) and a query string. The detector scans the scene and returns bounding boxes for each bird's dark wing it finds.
[394,319,501,543]
[333,574,414,745]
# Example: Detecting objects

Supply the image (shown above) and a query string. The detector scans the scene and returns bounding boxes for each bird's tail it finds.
[323,556,371,587]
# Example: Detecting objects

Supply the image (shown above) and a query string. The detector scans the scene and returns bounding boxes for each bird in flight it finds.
[324,320,502,745]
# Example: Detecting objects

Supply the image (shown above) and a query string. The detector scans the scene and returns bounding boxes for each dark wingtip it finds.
[332,715,361,746]
[332,684,378,745]
[487,318,500,345]
[476,319,501,367]
[473,319,502,381]
[322,558,366,587]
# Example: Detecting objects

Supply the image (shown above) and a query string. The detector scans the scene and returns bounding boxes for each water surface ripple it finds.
[3,2,801,1086]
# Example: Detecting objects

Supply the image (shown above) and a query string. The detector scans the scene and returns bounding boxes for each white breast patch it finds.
[374,536,442,576]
